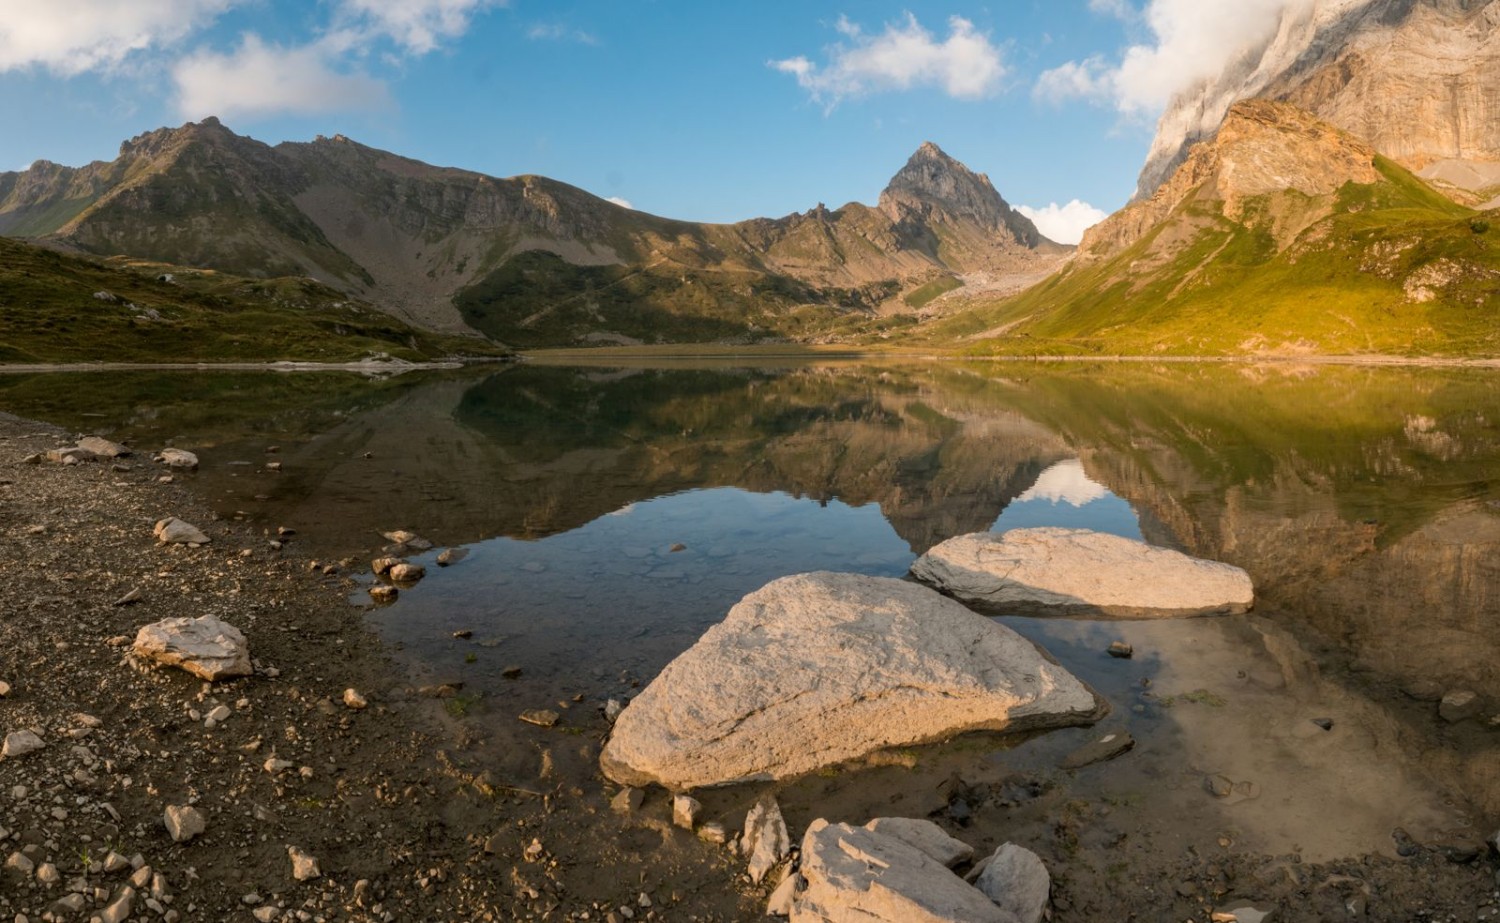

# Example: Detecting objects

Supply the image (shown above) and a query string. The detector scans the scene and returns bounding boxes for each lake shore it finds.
[3,404,1499,922]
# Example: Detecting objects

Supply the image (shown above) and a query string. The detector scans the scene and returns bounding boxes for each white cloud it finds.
[0,0,235,75]
[338,0,505,54]
[527,23,599,45]
[173,35,389,119]
[771,13,1007,108]
[1088,0,1136,19]
[1040,0,1301,115]
[1017,459,1110,507]
[605,196,633,209]
[1016,200,1109,245]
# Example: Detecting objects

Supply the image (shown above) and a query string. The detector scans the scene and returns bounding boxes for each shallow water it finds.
[9,360,1500,861]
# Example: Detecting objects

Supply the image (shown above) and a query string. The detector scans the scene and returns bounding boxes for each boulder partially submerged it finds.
[133,616,251,681]
[911,528,1253,618]
[600,572,1101,790]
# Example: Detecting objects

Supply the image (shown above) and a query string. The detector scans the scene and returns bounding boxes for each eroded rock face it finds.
[792,820,1014,923]
[134,616,252,681]
[911,528,1253,618]
[599,572,1101,790]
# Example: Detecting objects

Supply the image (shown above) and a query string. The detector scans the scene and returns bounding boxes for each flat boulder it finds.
[792,820,1014,923]
[600,572,1101,790]
[78,436,129,458]
[911,528,1253,618]
[864,818,974,869]
[134,616,252,681]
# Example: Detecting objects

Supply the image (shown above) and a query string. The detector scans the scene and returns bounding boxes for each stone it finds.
[519,710,560,728]
[288,845,321,881]
[113,588,143,607]
[672,794,702,831]
[205,705,231,726]
[134,616,251,681]
[604,698,625,723]
[911,528,1254,617]
[368,585,398,603]
[1107,641,1134,658]
[6,852,34,874]
[743,797,791,885]
[437,548,468,566]
[253,907,279,922]
[610,787,644,814]
[794,820,1012,923]
[0,680,9,697]
[46,446,96,465]
[601,573,1101,789]
[35,862,59,885]
[1204,775,1235,798]
[155,448,199,469]
[1060,731,1136,770]
[1213,900,1275,923]
[973,843,1050,923]
[153,517,211,545]
[78,436,130,458]
[97,887,134,923]
[767,872,800,916]
[383,530,433,551]
[343,689,368,710]
[389,563,426,583]
[699,822,728,844]
[1,730,44,760]
[862,818,974,869]
[1439,690,1481,723]
[164,805,205,843]
[371,557,401,576]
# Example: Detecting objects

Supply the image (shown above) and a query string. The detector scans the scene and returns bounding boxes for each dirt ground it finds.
[2,409,1499,923]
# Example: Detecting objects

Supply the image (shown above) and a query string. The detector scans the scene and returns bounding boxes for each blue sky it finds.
[0,1,1289,242]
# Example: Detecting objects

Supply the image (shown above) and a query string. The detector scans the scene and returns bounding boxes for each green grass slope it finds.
[926,157,1500,357]
[0,238,509,364]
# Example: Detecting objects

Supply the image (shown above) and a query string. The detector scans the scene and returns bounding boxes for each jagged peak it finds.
[878,142,1041,246]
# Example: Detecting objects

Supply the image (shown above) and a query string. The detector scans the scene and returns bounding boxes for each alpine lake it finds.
[7,358,1500,911]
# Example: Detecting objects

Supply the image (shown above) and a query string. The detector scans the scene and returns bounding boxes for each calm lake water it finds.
[7,360,1500,860]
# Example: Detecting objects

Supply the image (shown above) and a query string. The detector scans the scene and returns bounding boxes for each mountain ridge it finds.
[0,121,1064,346]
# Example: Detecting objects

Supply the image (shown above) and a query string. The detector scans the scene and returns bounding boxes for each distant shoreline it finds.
[0,357,507,374]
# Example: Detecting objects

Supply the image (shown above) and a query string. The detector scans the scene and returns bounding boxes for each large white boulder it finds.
[911,528,1253,618]
[792,820,1015,923]
[973,844,1050,923]
[864,818,974,869]
[134,616,252,681]
[600,572,1101,790]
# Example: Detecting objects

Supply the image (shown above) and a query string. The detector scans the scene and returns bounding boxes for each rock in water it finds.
[863,818,974,869]
[1060,731,1135,770]
[794,820,1013,923]
[911,528,1253,618]
[155,448,199,469]
[134,616,252,681]
[153,517,211,545]
[600,573,1100,790]
[78,436,130,458]
[973,844,1051,923]
[742,797,790,884]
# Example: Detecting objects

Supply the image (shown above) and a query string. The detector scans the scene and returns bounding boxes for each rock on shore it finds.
[133,616,252,681]
[599,572,1101,790]
[911,528,1253,618]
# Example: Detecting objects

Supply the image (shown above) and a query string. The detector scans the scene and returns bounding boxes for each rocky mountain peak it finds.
[880,143,1043,247]
[1137,0,1500,200]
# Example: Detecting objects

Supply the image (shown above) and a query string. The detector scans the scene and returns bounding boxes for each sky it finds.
[0,1,1298,244]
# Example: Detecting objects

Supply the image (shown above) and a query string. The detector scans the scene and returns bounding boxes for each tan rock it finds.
[164,805,205,843]
[156,447,199,469]
[862,818,974,869]
[153,517,210,545]
[912,528,1253,618]
[973,843,1050,923]
[288,845,321,881]
[1,729,44,760]
[78,436,130,458]
[600,573,1101,790]
[133,616,251,681]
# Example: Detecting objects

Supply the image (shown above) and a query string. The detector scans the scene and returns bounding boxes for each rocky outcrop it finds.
[133,616,252,681]
[1138,0,1500,200]
[911,528,1253,617]
[599,572,1101,790]
[1085,100,1379,258]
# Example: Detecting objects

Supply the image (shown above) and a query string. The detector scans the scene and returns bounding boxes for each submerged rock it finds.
[600,573,1101,790]
[794,820,1011,923]
[911,528,1254,617]
[155,448,199,469]
[1060,730,1136,770]
[133,616,252,681]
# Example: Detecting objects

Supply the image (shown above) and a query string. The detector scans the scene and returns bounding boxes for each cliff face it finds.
[1138,0,1500,201]
[0,122,1065,343]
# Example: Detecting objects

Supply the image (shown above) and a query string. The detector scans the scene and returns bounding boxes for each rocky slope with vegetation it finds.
[0,122,1064,348]
[924,101,1500,356]
[0,237,506,364]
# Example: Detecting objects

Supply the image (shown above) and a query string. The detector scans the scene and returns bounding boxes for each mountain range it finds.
[0,125,1063,348]
[2,0,1498,358]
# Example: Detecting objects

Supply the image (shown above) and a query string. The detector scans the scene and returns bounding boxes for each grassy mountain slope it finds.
[923,102,1500,357]
[0,237,508,363]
